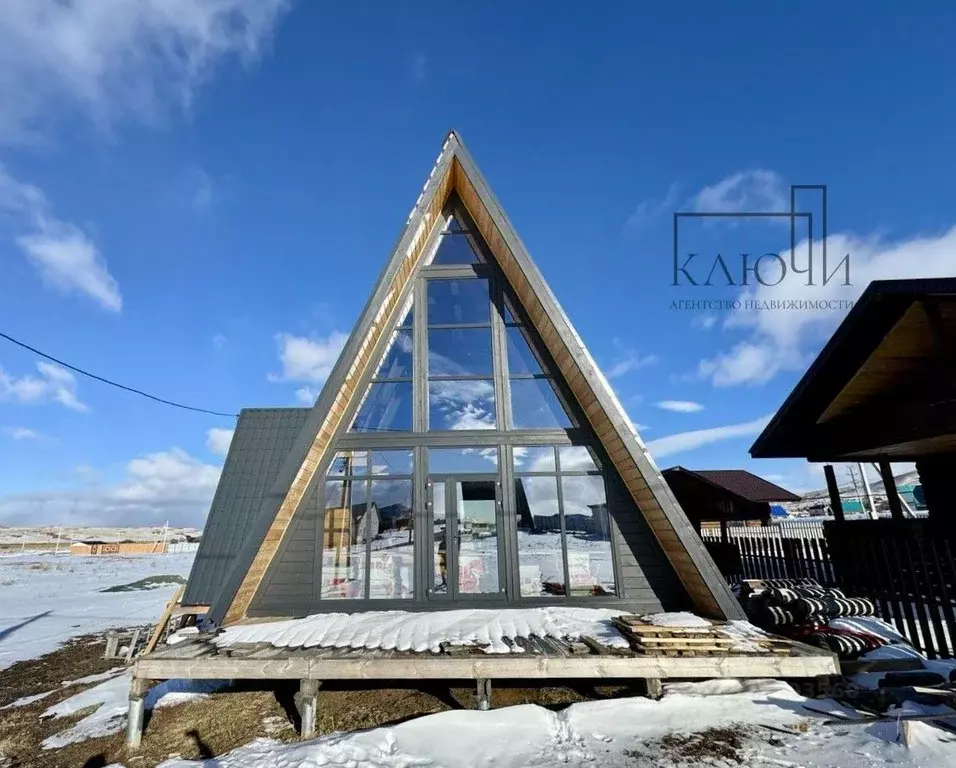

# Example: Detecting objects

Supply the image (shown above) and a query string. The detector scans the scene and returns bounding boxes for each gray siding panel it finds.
[182,408,310,606]
[606,474,690,612]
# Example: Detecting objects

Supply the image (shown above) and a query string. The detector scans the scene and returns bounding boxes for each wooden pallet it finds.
[612,616,793,657]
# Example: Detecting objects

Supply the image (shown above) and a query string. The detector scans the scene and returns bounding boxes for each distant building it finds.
[70,540,167,555]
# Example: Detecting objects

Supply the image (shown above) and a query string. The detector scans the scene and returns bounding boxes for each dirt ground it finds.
[0,631,641,768]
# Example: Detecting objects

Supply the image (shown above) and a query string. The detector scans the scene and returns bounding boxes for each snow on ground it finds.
[155,679,956,767]
[0,525,200,546]
[0,551,195,669]
[215,607,633,653]
[40,670,224,749]
[1,666,127,710]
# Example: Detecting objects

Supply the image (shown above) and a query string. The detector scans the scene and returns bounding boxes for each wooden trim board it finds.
[135,651,837,681]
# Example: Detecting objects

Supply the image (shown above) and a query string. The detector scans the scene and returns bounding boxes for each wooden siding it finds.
[453,158,724,617]
[222,162,454,625]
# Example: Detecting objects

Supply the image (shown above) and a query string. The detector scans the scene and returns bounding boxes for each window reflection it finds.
[368,479,414,599]
[431,232,481,265]
[514,475,563,596]
[375,329,413,378]
[428,447,498,473]
[427,279,490,325]
[428,328,493,376]
[349,381,413,433]
[506,327,543,375]
[512,446,556,473]
[510,378,572,429]
[321,479,367,599]
[511,446,615,598]
[428,380,496,430]
[561,475,615,595]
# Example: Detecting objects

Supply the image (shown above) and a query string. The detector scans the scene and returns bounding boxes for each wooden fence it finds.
[702,518,956,659]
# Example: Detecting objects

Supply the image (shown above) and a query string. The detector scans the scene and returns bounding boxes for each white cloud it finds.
[645,414,772,460]
[0,361,87,412]
[693,314,717,330]
[0,0,291,143]
[626,182,679,232]
[2,425,43,440]
[295,386,318,404]
[655,400,705,413]
[0,165,122,311]
[698,227,956,386]
[0,447,220,526]
[605,338,658,379]
[691,169,786,214]
[271,331,348,384]
[205,427,234,457]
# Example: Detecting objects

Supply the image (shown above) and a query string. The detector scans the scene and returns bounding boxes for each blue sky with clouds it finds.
[1,2,954,526]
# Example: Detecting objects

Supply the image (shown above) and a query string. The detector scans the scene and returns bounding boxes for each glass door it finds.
[428,474,503,599]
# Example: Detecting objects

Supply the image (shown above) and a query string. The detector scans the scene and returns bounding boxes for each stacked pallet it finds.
[611,616,791,657]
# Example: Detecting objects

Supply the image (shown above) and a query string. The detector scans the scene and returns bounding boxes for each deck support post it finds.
[475,678,492,710]
[125,677,152,749]
[644,677,663,700]
[295,679,321,739]
[104,633,119,659]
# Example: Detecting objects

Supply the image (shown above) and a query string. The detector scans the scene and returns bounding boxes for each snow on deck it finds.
[213,608,775,655]
[215,607,632,654]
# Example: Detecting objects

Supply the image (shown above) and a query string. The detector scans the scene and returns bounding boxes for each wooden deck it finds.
[127,632,838,748]
[135,633,837,681]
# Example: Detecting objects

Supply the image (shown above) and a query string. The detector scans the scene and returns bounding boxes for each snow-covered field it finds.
[1,550,954,766]
[155,679,955,767]
[0,551,195,669]
[0,525,200,546]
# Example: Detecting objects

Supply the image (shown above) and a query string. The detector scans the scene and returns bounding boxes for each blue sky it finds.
[1,2,954,526]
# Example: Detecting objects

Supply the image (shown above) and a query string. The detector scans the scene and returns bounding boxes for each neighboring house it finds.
[662,467,801,531]
[181,131,741,625]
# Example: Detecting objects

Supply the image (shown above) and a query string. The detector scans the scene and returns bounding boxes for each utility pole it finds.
[858,462,878,520]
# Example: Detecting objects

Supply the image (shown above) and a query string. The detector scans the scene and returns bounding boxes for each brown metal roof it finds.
[664,467,800,503]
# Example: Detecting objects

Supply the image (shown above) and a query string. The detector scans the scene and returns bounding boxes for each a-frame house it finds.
[184,131,742,626]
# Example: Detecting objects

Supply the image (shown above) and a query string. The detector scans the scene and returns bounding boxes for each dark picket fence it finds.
[702,519,956,658]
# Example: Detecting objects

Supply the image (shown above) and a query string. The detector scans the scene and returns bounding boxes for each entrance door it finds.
[427,474,504,599]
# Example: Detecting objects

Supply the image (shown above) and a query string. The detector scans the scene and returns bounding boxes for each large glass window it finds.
[321,452,414,599]
[503,301,572,430]
[350,300,414,434]
[427,277,496,430]
[512,444,615,597]
[429,216,483,265]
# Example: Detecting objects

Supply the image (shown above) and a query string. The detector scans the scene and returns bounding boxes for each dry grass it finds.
[0,633,635,767]
[625,725,753,765]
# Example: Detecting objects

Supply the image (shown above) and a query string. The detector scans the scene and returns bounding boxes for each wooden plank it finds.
[142,586,185,657]
[134,649,838,681]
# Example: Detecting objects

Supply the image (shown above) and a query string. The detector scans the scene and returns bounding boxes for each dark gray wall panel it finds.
[183,408,310,606]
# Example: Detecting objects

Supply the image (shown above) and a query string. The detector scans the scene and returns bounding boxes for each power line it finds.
[0,330,238,419]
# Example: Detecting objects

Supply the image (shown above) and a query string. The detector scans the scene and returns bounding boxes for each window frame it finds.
[292,196,625,610]
[512,444,616,598]
[319,452,415,601]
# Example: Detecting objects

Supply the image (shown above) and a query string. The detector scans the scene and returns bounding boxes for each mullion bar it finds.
[364,476,372,600]
[426,323,492,330]
[553,446,571,597]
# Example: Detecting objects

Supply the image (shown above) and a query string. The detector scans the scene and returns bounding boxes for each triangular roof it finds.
[207,131,741,624]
